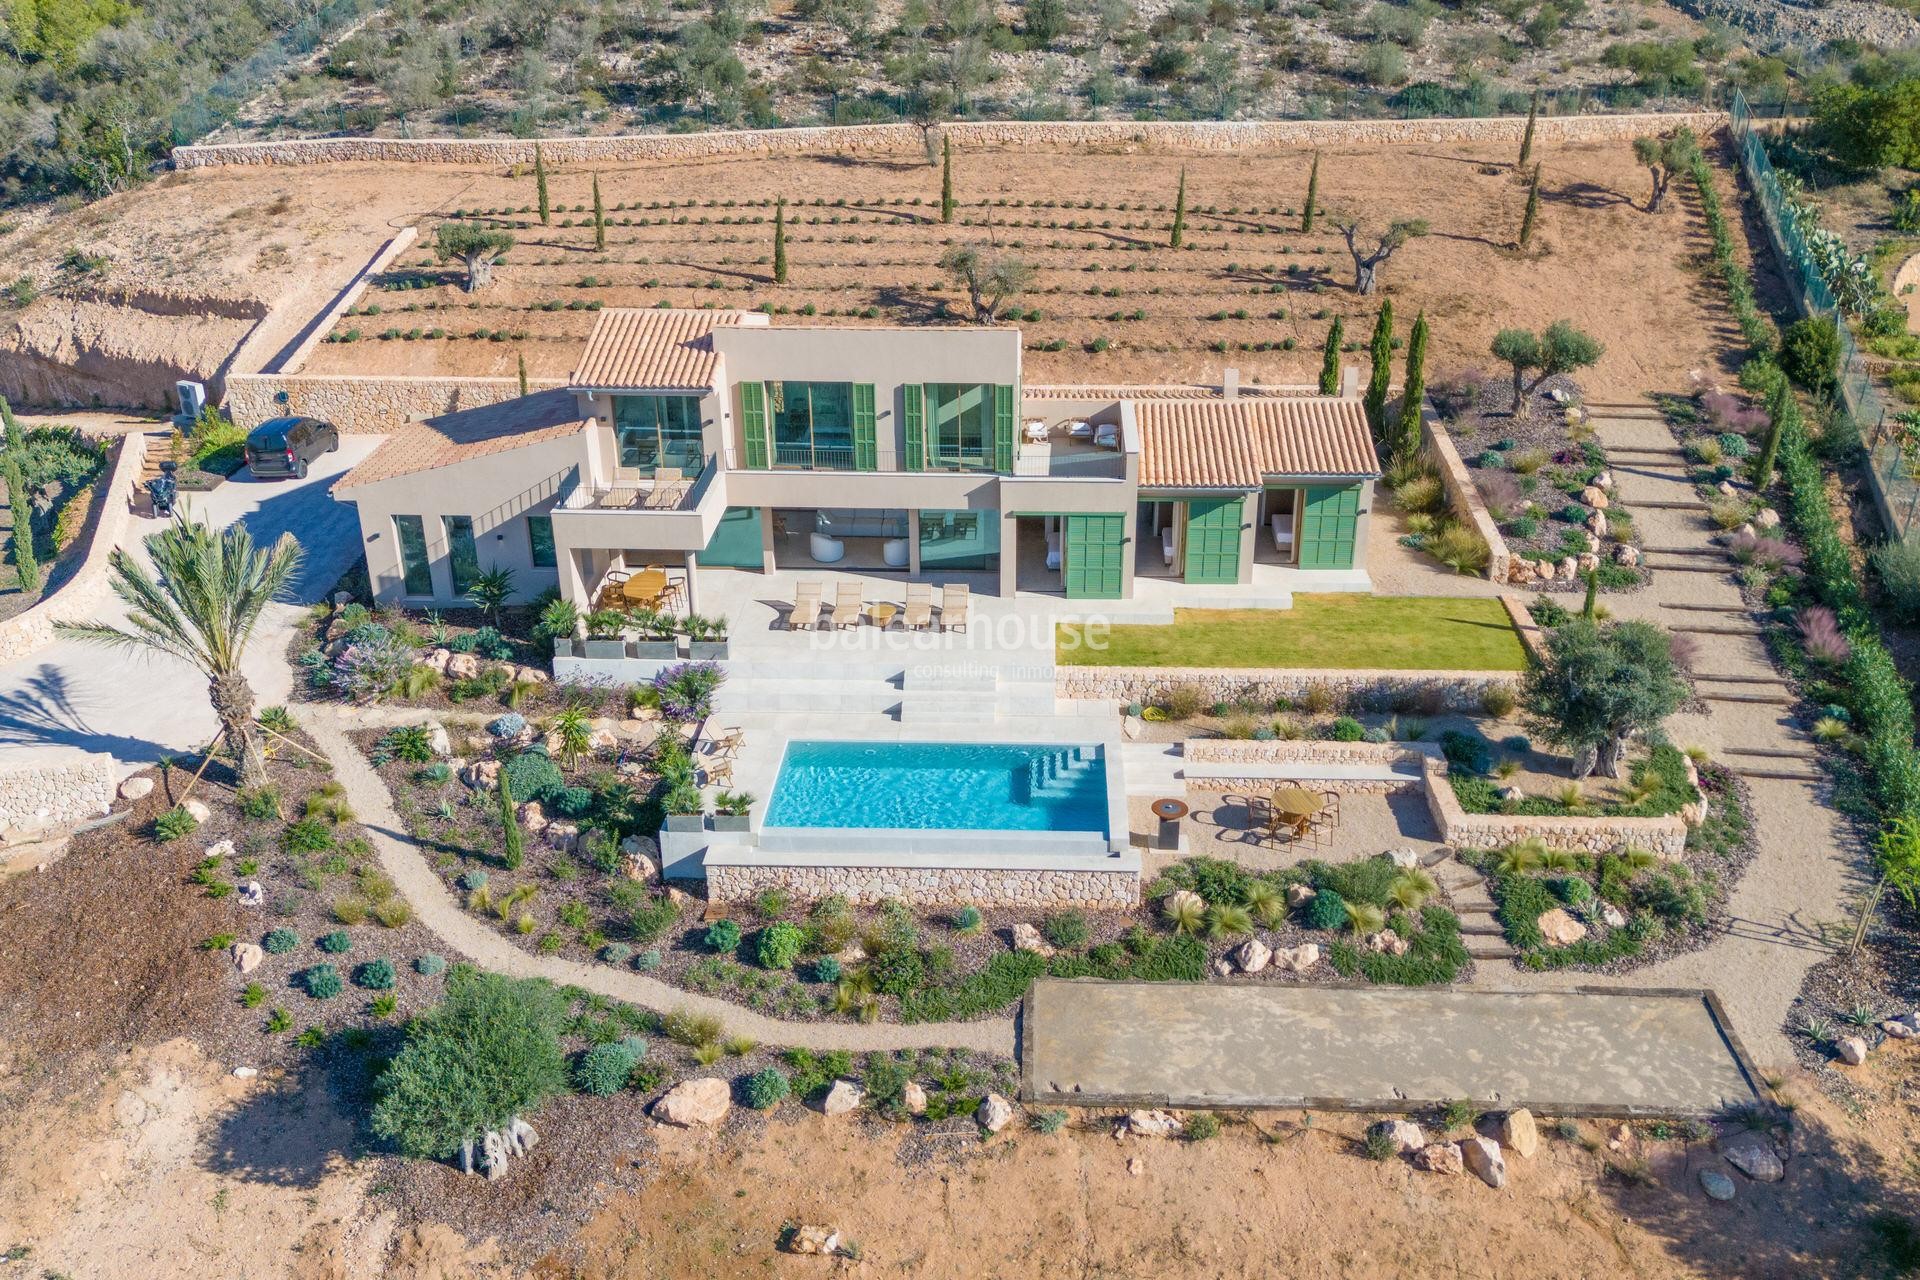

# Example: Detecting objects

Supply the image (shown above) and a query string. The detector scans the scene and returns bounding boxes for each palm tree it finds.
[58,516,301,789]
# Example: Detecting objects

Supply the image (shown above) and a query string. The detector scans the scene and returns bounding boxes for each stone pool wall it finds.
[705,861,1141,909]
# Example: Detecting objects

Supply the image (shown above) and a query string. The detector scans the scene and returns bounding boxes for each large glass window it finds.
[918,508,999,571]
[768,381,854,470]
[393,514,433,596]
[614,395,704,476]
[928,383,992,470]
[442,515,480,596]
[527,514,556,568]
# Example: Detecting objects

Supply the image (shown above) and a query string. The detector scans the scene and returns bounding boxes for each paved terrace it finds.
[1022,979,1763,1117]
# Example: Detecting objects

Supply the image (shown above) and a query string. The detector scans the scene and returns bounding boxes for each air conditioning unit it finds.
[173,380,207,426]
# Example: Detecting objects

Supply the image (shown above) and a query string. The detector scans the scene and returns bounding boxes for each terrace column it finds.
[758,508,777,573]
[683,550,700,616]
[907,509,922,575]
[998,512,1018,598]
[1237,496,1258,586]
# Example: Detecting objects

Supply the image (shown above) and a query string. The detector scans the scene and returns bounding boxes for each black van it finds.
[244,417,339,480]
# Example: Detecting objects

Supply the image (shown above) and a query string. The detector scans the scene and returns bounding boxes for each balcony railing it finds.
[773,442,856,471]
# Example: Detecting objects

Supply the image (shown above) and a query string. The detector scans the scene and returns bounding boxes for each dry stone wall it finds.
[1421,758,1690,856]
[175,113,1727,170]
[223,373,569,432]
[706,861,1140,909]
[1422,411,1510,583]
[0,751,116,834]
[0,434,144,667]
[1058,665,1519,713]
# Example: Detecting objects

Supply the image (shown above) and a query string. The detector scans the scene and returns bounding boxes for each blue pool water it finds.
[764,741,1108,834]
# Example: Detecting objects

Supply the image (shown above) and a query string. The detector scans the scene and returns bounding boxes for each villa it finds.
[337,308,1381,618]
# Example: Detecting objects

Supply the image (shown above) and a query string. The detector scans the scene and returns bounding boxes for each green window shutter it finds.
[1183,496,1243,584]
[902,384,925,471]
[1064,513,1125,599]
[851,383,877,471]
[740,381,768,469]
[992,383,1016,472]
[1299,484,1360,570]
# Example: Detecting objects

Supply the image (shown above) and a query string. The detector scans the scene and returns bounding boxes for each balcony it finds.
[772,442,855,471]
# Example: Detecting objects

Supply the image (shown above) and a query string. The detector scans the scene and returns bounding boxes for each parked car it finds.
[244,417,338,479]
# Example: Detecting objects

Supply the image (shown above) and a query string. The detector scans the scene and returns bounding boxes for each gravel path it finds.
[300,707,1016,1054]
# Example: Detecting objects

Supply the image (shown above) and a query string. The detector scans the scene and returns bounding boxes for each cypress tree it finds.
[1753,378,1790,490]
[1319,316,1344,395]
[1519,90,1540,167]
[1302,151,1320,233]
[1363,301,1394,436]
[773,197,788,284]
[592,173,605,252]
[4,456,37,594]
[1581,569,1599,620]
[0,395,22,454]
[1518,163,1541,249]
[517,352,529,397]
[499,768,524,871]
[534,143,550,226]
[1170,167,1187,249]
[1396,311,1429,456]
[940,136,954,224]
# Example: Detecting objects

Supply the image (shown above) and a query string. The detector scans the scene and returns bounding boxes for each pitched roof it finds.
[337,389,589,490]
[571,308,761,389]
[1134,396,1379,489]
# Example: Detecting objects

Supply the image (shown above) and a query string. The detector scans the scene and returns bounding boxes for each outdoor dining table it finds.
[1271,786,1324,821]
[621,570,669,606]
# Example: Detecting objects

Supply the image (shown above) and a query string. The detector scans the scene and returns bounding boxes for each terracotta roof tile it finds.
[571,308,762,389]
[338,389,589,490]
[1135,396,1379,489]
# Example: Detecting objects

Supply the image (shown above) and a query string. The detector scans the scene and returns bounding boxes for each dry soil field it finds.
[0,131,1746,409]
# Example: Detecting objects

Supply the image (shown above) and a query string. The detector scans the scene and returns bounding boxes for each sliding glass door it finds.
[614,395,704,477]
[769,381,855,470]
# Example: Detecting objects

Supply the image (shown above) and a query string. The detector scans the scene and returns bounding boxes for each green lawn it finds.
[1056,593,1529,671]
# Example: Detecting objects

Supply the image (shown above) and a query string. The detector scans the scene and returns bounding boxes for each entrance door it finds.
[1298,484,1360,570]
[1064,513,1125,599]
[1183,496,1243,584]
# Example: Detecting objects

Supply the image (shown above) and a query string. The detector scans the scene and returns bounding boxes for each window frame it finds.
[527,513,556,569]
[392,514,434,597]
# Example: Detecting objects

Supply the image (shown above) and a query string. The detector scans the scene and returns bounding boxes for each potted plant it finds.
[662,779,707,832]
[630,607,678,660]
[711,789,755,832]
[685,612,730,661]
[582,608,629,661]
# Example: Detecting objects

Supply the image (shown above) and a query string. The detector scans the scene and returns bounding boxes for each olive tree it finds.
[435,222,516,292]
[1333,215,1429,295]
[1523,618,1686,778]
[938,244,1034,324]
[1631,128,1700,214]
[1489,320,1603,418]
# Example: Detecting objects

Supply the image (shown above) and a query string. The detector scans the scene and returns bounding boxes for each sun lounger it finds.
[788,581,822,630]
[940,583,970,632]
[903,582,934,630]
[832,581,865,629]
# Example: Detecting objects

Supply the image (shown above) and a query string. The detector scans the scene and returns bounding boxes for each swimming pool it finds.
[763,740,1110,836]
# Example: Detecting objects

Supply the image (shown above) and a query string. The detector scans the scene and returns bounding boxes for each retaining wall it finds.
[1421,757,1691,856]
[223,373,569,432]
[174,113,1727,170]
[705,860,1141,909]
[0,434,145,666]
[0,750,116,833]
[1421,410,1511,584]
[1056,665,1521,713]
[273,228,419,376]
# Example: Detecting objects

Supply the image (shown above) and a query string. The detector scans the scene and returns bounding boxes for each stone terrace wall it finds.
[1421,758,1690,856]
[0,434,144,667]
[224,373,569,432]
[706,861,1140,909]
[0,750,116,834]
[275,228,418,376]
[1422,410,1510,584]
[1058,665,1520,714]
[1183,740,1435,795]
[175,113,1727,170]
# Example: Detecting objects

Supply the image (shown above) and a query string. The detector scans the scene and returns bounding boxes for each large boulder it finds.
[183,798,212,824]
[1387,848,1419,869]
[976,1093,1014,1133]
[1536,908,1588,948]
[1285,884,1315,908]
[1125,1109,1183,1139]
[446,653,481,680]
[463,759,501,790]
[1010,923,1055,958]
[517,801,548,833]
[425,721,452,757]
[1462,1135,1507,1188]
[1614,544,1641,567]
[1413,1142,1463,1174]
[820,1079,864,1117]
[1233,937,1272,974]
[1374,1119,1426,1155]
[1497,1108,1539,1159]
[119,776,154,801]
[421,647,452,674]
[229,942,263,974]
[787,1226,841,1256]
[902,1081,928,1116]
[546,822,579,854]
[1274,943,1321,973]
[1838,1035,1869,1066]
[1700,1169,1737,1202]
[653,1077,732,1128]
[1719,1132,1784,1182]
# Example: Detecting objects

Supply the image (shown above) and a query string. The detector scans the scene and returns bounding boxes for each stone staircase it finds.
[1422,848,1515,962]
[713,658,1084,726]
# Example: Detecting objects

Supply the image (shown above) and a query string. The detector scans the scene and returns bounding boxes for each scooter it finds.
[146,460,178,518]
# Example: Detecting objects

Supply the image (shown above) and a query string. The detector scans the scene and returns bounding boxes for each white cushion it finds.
[809,532,845,563]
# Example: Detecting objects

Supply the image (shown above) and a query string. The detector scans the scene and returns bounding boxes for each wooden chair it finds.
[788,581,822,630]
[706,726,744,758]
[903,582,934,630]
[831,581,865,629]
[940,583,970,632]
[702,756,734,787]
[1318,790,1342,823]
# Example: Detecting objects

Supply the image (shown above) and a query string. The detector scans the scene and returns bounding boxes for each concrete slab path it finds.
[1022,978,1763,1117]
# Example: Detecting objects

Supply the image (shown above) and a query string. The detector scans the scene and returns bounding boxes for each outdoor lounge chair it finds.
[940,584,970,632]
[788,581,822,630]
[832,582,865,629]
[903,582,934,630]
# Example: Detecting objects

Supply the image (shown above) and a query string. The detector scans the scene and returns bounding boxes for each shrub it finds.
[1304,889,1348,931]
[755,921,806,969]
[1184,1112,1222,1141]
[1480,685,1517,718]
[745,1066,791,1109]
[317,930,352,954]
[1042,910,1091,950]
[1163,683,1206,720]
[663,1008,724,1048]
[953,905,984,934]
[628,892,682,943]
[153,806,199,842]
[1797,605,1851,666]
[1440,729,1491,775]
[1780,316,1839,393]
[813,955,843,984]
[502,747,566,805]
[263,928,299,954]
[705,919,742,953]
[302,964,344,999]
[1871,539,1920,620]
[283,818,335,855]
[1395,475,1444,514]
[354,958,397,990]
[1328,716,1365,742]
[1429,523,1490,574]
[380,725,435,763]
[575,1038,646,1095]
[415,953,447,975]
[238,786,282,821]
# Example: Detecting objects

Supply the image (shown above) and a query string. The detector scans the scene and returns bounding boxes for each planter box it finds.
[551,637,576,659]
[582,639,628,660]
[689,640,730,661]
[631,639,678,660]
[711,813,752,833]
[664,813,707,833]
